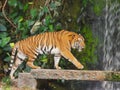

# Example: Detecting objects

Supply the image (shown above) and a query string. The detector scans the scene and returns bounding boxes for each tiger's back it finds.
[9,30,85,79]
[15,31,61,56]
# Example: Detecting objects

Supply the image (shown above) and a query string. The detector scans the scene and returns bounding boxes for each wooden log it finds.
[17,69,120,89]
[30,69,120,81]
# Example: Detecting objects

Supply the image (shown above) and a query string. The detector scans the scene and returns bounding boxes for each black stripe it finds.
[13,48,18,62]
[27,46,38,56]
[44,46,46,52]
[17,56,24,61]
[41,45,45,54]
[49,46,53,53]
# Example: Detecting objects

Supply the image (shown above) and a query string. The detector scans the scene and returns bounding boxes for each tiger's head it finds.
[70,33,85,52]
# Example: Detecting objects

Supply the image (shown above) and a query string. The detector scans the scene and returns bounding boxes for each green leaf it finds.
[93,5,101,15]
[26,20,35,27]
[2,76,11,85]
[0,37,11,47]
[18,1,23,10]
[28,2,33,5]
[55,23,62,30]
[43,26,48,31]
[45,16,51,26]
[30,9,37,19]
[8,0,17,7]
[41,58,48,63]
[3,45,12,52]
[41,55,48,63]
[82,0,87,7]
[50,2,56,10]
[10,12,18,19]
[14,16,22,24]
[23,3,29,12]
[38,11,44,18]
[10,43,15,48]
[0,24,7,31]
[18,17,24,22]
[49,25,54,32]
[24,65,31,72]
[0,32,8,38]
[43,6,49,13]
[4,56,11,62]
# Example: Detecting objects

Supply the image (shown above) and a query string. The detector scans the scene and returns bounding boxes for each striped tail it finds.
[7,46,18,75]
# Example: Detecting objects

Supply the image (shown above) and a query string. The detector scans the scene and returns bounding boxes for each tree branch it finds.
[2,0,17,29]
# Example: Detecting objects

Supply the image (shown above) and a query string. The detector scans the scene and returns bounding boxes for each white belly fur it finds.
[51,47,60,54]
[36,46,60,55]
[17,50,26,60]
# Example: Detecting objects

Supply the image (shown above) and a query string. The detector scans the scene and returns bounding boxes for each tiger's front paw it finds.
[10,75,15,80]
[77,64,84,69]
[36,66,41,69]
[55,66,62,70]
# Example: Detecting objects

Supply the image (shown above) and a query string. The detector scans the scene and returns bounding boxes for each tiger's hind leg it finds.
[54,54,61,69]
[27,57,41,69]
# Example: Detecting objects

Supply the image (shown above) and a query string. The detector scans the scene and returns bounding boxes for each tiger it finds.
[9,30,85,79]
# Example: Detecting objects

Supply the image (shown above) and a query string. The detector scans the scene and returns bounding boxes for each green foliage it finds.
[31,0,62,34]
[82,0,93,8]
[8,0,36,39]
[2,76,11,85]
[92,0,105,16]
[111,74,120,81]
[1,77,11,90]
[0,24,7,31]
[106,73,120,81]
[0,32,11,62]
[0,37,11,48]
[82,0,105,16]
[78,25,98,69]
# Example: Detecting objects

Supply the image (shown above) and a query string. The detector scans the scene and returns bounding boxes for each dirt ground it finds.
[0,83,36,90]
[0,80,35,90]
[0,82,17,90]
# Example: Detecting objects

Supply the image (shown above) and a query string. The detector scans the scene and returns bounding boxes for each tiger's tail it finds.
[7,46,18,75]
